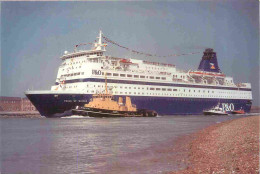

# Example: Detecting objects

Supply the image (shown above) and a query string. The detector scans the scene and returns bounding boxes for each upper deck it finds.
[53,30,251,92]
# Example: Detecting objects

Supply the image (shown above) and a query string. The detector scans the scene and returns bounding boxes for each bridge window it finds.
[162,77,166,80]
[134,75,139,78]
[120,74,126,77]
[127,74,132,77]
[113,73,119,76]
[140,75,145,78]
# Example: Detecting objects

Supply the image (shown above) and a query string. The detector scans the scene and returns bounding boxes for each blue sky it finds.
[1,1,259,105]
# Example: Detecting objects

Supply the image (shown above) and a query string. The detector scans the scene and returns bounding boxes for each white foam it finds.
[61,115,93,118]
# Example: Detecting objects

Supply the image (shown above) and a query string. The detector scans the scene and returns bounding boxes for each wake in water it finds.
[61,115,94,119]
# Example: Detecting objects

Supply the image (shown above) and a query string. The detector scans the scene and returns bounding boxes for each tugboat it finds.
[231,107,245,114]
[72,73,157,117]
[203,104,228,115]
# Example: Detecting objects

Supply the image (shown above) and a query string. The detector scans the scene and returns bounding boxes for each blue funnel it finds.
[198,48,221,73]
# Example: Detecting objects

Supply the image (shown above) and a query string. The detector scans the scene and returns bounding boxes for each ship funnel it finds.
[198,48,221,73]
[118,97,123,105]
[125,97,132,108]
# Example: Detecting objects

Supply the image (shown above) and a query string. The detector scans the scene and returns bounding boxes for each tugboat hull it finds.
[72,106,157,117]
[231,110,245,114]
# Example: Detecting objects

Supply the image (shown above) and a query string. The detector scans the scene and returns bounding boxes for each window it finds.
[134,75,139,78]
[127,74,132,77]
[173,89,177,91]
[167,89,172,91]
[162,77,166,80]
[140,75,145,78]
[150,88,155,90]
[162,88,166,91]
[156,77,160,80]
[150,76,154,79]
[107,73,112,76]
[113,73,119,76]
[156,88,160,91]
[120,74,126,77]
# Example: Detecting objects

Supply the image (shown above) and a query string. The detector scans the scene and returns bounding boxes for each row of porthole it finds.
[104,72,167,80]
[83,90,249,99]
[86,85,250,96]
[60,72,84,78]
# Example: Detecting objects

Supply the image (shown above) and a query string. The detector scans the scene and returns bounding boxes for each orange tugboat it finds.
[72,73,157,117]
[231,107,245,115]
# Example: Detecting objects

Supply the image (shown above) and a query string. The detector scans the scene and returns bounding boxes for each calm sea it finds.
[1,115,246,174]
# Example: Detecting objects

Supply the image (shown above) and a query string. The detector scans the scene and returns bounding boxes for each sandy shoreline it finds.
[171,115,259,174]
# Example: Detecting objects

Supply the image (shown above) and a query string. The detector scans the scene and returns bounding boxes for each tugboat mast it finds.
[105,72,108,95]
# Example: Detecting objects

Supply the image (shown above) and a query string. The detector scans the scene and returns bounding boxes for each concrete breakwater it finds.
[0,111,42,118]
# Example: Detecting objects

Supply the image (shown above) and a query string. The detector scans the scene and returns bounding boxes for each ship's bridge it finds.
[60,50,105,60]
[60,30,107,60]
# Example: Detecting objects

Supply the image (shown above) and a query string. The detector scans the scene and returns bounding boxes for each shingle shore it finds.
[172,116,259,174]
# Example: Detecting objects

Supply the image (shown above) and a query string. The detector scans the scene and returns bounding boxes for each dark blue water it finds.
[1,115,248,174]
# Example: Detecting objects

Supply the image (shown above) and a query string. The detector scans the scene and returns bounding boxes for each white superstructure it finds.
[51,31,252,101]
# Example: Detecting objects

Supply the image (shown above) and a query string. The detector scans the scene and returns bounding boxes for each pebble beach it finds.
[172,115,259,174]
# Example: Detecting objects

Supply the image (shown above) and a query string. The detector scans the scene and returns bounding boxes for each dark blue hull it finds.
[26,93,252,117]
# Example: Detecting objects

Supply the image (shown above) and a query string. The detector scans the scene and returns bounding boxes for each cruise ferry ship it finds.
[25,31,252,117]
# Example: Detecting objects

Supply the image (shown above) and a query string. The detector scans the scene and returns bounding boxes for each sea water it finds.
[1,115,247,174]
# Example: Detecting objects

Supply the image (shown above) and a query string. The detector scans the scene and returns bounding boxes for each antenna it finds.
[98,30,102,46]
[105,72,108,95]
